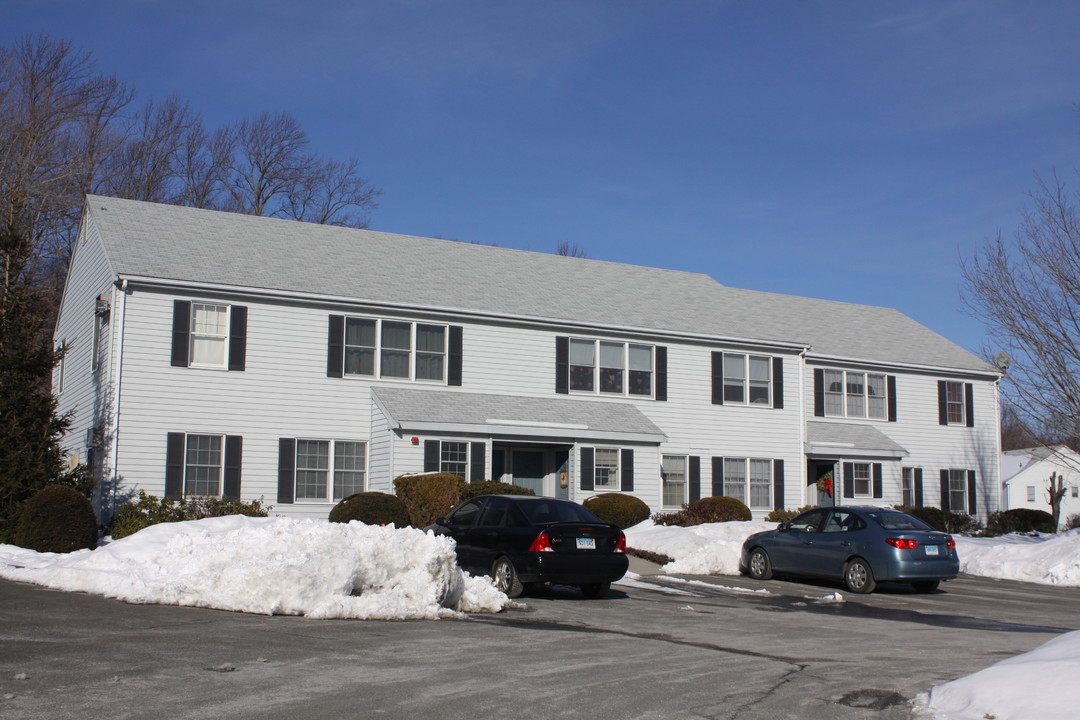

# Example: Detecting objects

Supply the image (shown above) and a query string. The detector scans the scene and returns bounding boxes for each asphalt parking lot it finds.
[1,571,1076,720]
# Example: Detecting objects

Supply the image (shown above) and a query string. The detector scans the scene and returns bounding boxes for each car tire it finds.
[492,556,524,598]
[912,580,940,593]
[747,547,773,580]
[579,582,610,599]
[844,558,876,594]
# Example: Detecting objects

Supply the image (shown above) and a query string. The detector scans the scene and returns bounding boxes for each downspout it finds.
[798,346,810,508]
[107,279,128,518]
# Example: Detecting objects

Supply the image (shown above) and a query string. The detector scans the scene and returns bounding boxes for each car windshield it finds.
[866,511,934,531]
[516,499,600,524]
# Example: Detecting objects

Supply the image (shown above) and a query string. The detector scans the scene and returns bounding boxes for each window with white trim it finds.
[1071,486,1078,498]
[190,303,228,366]
[948,469,968,511]
[440,441,468,476]
[661,455,687,507]
[185,434,223,496]
[343,317,446,382]
[902,467,915,506]
[824,370,887,419]
[724,354,771,405]
[723,458,772,509]
[852,463,872,497]
[569,339,653,397]
[295,439,367,501]
[944,381,966,425]
[594,448,620,489]
[1026,486,1036,502]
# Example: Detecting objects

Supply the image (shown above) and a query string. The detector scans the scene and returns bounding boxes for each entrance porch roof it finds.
[805,421,908,459]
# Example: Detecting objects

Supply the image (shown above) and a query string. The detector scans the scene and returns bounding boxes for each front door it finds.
[512,450,546,496]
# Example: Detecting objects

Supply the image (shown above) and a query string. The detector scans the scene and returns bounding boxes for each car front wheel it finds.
[492,556,524,598]
[844,558,876,594]
[747,547,773,580]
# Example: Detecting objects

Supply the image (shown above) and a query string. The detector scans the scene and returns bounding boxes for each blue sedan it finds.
[740,506,959,593]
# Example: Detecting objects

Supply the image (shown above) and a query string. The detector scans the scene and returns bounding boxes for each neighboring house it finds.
[53,196,1003,523]
[1001,445,1080,527]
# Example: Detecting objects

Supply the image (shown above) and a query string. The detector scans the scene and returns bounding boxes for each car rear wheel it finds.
[580,582,610,599]
[844,558,876,594]
[912,580,940,593]
[492,556,523,598]
[748,547,773,580]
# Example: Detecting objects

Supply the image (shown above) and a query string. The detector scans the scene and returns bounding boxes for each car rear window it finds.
[867,511,933,531]
[516,499,600,524]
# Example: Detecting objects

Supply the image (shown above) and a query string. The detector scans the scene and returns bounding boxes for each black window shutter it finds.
[620,449,634,491]
[937,381,948,425]
[171,300,191,367]
[223,435,243,499]
[773,459,785,510]
[278,438,295,504]
[165,432,185,498]
[469,441,485,482]
[772,357,784,409]
[914,468,924,507]
[711,352,724,405]
[843,462,855,499]
[813,368,824,417]
[939,469,950,510]
[711,457,724,497]
[872,463,883,499]
[327,315,344,378]
[580,447,594,491]
[555,337,569,394]
[689,456,701,503]
[655,346,668,401]
[967,470,977,515]
[424,440,440,473]
[448,326,463,386]
[887,375,897,422]
[228,305,247,372]
[965,383,975,427]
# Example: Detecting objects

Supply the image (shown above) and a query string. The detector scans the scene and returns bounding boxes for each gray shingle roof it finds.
[371,387,666,443]
[805,421,908,458]
[85,195,992,373]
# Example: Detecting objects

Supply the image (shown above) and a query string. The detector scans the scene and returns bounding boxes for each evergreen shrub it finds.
[582,493,651,528]
[894,505,982,534]
[12,484,97,553]
[107,491,270,539]
[765,505,813,524]
[460,481,536,501]
[329,492,408,526]
[393,473,468,528]
[983,508,1056,536]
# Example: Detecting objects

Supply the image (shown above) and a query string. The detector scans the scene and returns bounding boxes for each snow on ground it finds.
[624,518,1080,720]
[0,516,510,620]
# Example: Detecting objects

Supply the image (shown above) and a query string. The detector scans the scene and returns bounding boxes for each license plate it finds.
[925,545,940,556]
[576,538,596,550]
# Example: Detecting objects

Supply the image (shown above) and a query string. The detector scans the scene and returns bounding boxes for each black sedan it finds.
[428,495,629,598]
[740,506,959,593]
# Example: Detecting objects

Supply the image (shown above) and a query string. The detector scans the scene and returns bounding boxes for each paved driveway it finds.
[1,572,1076,720]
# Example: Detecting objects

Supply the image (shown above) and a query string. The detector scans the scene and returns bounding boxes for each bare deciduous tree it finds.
[963,171,1080,459]
[555,241,587,258]
[1046,471,1068,529]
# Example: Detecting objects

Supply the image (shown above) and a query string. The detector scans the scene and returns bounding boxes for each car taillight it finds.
[528,531,554,553]
[614,532,626,554]
[886,538,918,549]
[946,538,956,549]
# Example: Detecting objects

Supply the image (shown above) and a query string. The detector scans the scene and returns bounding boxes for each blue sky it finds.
[6,0,1079,356]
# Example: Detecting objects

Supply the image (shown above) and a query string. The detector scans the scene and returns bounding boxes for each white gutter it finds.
[805,352,1000,379]
[798,347,808,506]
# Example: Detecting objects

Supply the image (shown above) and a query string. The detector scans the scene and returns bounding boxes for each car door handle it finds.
[484,531,498,539]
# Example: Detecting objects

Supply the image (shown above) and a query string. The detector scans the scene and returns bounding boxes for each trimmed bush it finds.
[894,505,982,534]
[12,485,97,553]
[1064,514,1080,531]
[582,493,651,529]
[691,496,752,521]
[394,473,468,528]
[107,491,270,539]
[460,481,536,501]
[765,505,813,524]
[329,492,408,526]
[983,508,1056,536]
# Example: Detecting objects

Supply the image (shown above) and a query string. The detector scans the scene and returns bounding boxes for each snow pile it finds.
[913,630,1080,720]
[625,518,775,574]
[0,516,510,620]
[954,528,1080,586]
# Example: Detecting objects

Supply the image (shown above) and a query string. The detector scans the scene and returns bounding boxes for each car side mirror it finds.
[777,522,789,532]
[435,517,449,527]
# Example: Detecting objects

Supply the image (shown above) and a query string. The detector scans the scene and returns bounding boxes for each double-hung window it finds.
[594,448,620,489]
[661,455,687,507]
[191,303,228,366]
[722,458,772,509]
[852,463,872,497]
[944,381,965,425]
[293,439,368,501]
[902,467,915,506]
[948,469,967,510]
[167,433,242,499]
[723,354,772,404]
[171,300,247,371]
[340,317,447,382]
[185,434,222,496]
[440,441,469,476]
[822,370,888,420]
[569,339,653,398]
